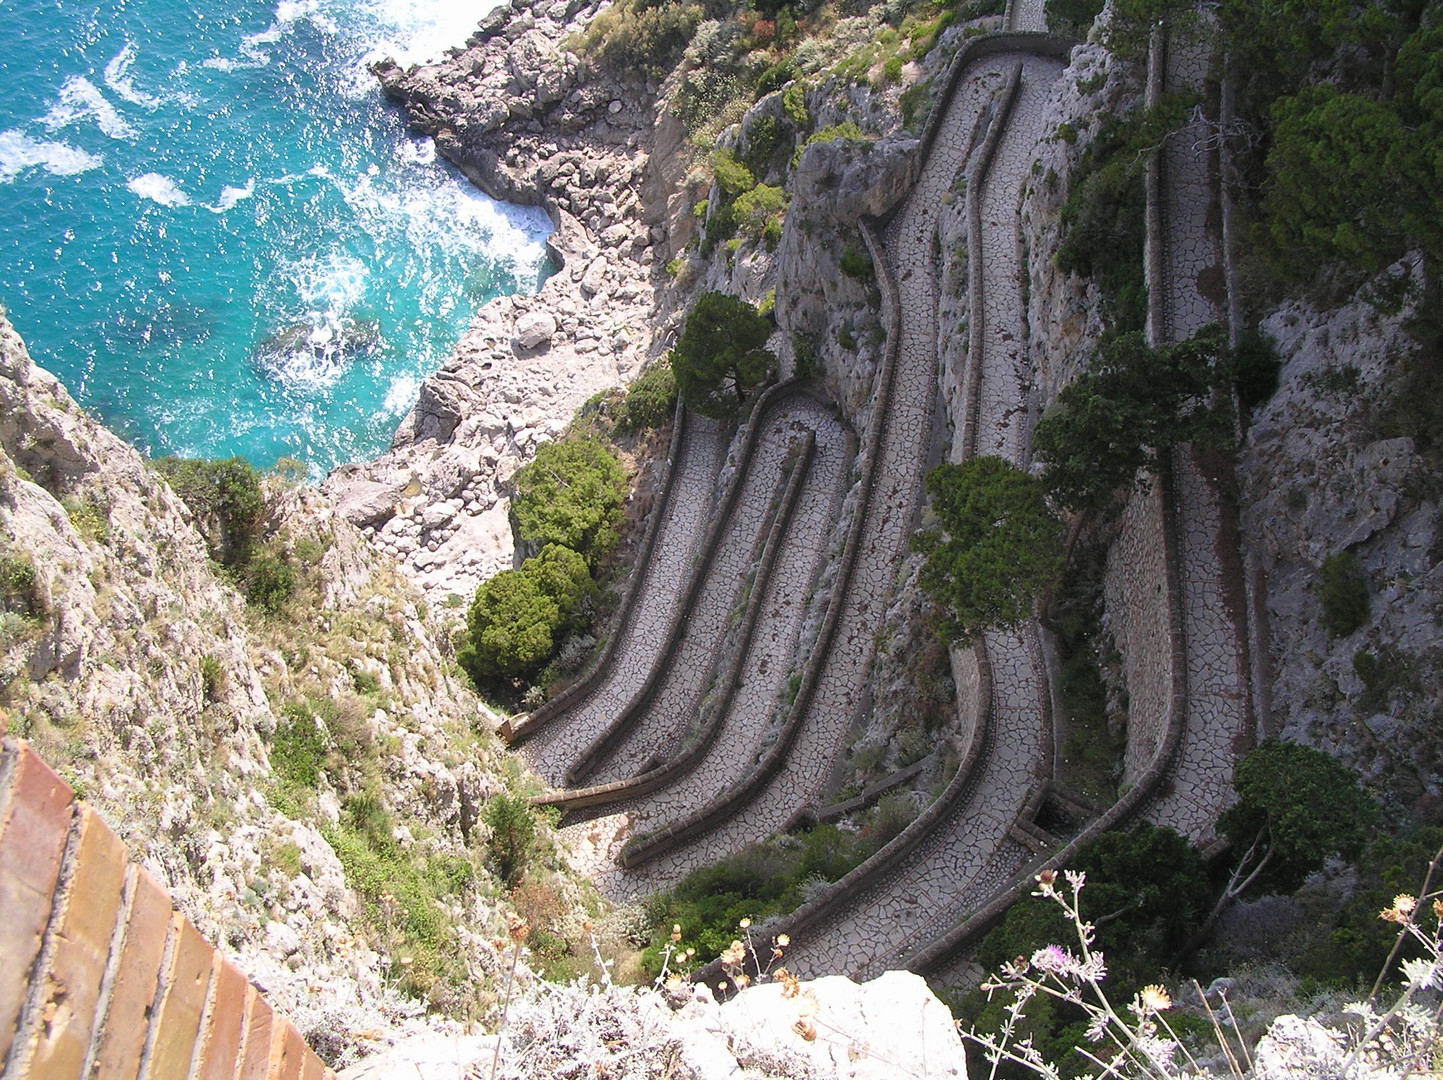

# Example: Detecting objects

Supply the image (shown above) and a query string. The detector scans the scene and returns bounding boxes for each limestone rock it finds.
[690,970,967,1079]
[514,310,558,350]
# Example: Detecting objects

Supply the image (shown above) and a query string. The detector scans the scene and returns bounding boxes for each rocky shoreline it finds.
[325,0,694,611]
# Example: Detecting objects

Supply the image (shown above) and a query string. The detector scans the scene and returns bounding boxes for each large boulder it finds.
[514,310,558,350]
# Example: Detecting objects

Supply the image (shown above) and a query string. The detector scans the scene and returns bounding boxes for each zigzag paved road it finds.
[509,0,1252,981]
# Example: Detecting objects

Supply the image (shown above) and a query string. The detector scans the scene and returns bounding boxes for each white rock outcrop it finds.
[340,970,968,1080]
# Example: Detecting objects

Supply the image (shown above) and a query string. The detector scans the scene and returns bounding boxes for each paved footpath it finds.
[584,61,1016,899]
[579,396,847,787]
[1144,22,1250,842]
[519,413,727,784]
[558,400,852,892]
[778,52,1064,979]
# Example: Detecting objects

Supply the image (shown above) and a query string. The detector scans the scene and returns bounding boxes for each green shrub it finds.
[1234,327,1283,408]
[62,497,109,543]
[456,543,597,683]
[1317,551,1371,637]
[912,457,1066,643]
[269,702,329,813]
[900,82,931,131]
[485,792,539,886]
[579,0,705,76]
[782,81,810,127]
[670,292,777,418]
[153,456,266,566]
[616,360,678,434]
[1044,0,1104,36]
[743,115,788,175]
[973,822,1208,1072]
[641,808,912,973]
[839,244,874,281]
[1219,738,1376,896]
[200,655,224,702]
[1034,326,1234,513]
[711,148,756,197]
[323,791,475,1007]
[734,183,788,243]
[756,57,800,98]
[510,438,630,565]
[0,551,41,616]
[791,332,821,378]
[1296,825,1443,987]
[245,550,297,614]
[792,121,873,167]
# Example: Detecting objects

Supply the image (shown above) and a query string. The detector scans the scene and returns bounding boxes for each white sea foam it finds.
[364,0,505,65]
[290,251,369,311]
[382,374,420,415]
[203,21,287,70]
[128,172,192,207]
[42,77,136,140]
[337,168,550,292]
[0,130,103,183]
[104,40,162,109]
[207,180,256,212]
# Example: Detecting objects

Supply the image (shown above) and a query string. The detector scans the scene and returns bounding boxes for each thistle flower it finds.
[1382,894,1418,923]
[1139,984,1171,1013]
[1031,945,1072,975]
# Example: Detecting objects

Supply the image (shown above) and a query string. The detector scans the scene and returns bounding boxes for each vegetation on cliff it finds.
[913,457,1066,643]
[671,291,778,418]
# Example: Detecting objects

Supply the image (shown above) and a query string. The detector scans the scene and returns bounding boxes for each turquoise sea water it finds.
[0,0,551,475]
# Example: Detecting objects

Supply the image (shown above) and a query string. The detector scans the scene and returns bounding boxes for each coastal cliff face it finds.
[1237,259,1443,813]
[0,315,537,1065]
[323,0,683,612]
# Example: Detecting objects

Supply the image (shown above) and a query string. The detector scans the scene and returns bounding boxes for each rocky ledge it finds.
[325,0,695,610]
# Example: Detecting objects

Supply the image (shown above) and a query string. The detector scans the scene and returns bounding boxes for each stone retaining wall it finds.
[618,218,902,868]
[503,398,689,743]
[0,727,333,1080]
[908,460,1189,975]
[562,381,834,785]
[1107,479,1179,788]
[534,429,818,811]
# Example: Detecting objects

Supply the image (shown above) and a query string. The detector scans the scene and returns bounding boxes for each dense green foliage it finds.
[733,183,788,246]
[456,543,597,682]
[712,148,756,196]
[839,244,874,281]
[484,792,540,886]
[1034,327,1234,513]
[1044,0,1104,36]
[1219,739,1376,897]
[1046,542,1124,802]
[0,551,41,617]
[153,455,266,566]
[244,550,297,614]
[670,292,777,418]
[913,457,1066,643]
[615,359,679,434]
[1206,0,1443,284]
[1055,97,1191,332]
[1297,825,1443,987]
[979,822,1208,987]
[642,805,912,972]
[1317,550,1371,637]
[323,789,476,1006]
[510,438,629,565]
[970,823,1208,1073]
